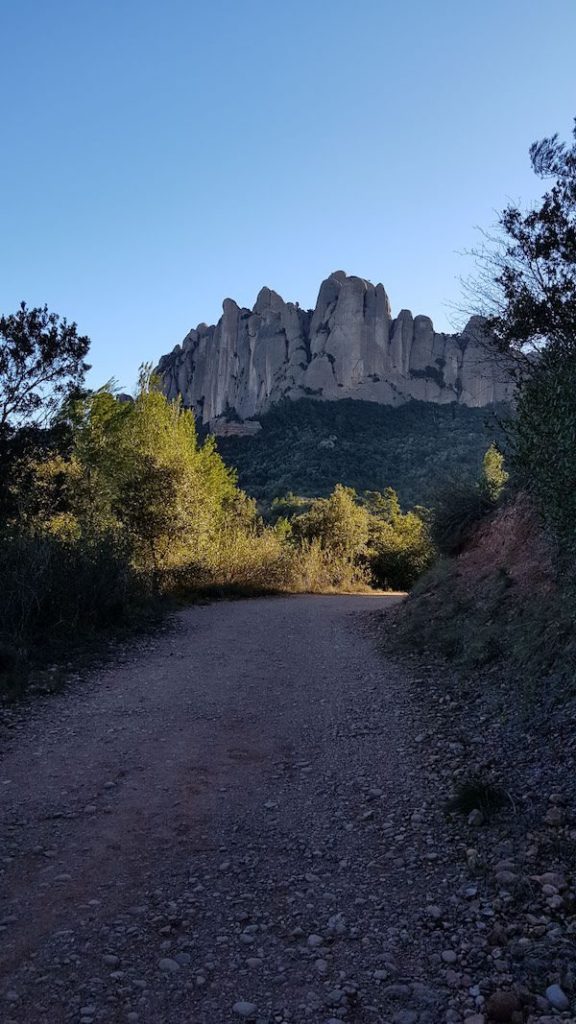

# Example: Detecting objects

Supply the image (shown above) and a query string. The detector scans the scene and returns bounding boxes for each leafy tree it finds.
[291,484,370,588]
[467,118,576,541]
[270,492,312,522]
[294,484,369,561]
[363,487,403,522]
[287,484,436,590]
[0,420,71,526]
[21,370,239,580]
[509,344,576,540]
[0,303,90,433]
[364,489,435,589]
[464,120,576,354]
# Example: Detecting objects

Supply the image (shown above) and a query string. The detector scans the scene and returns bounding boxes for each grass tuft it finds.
[446,776,509,816]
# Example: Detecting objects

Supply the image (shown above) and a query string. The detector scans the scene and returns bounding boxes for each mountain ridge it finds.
[157,271,514,430]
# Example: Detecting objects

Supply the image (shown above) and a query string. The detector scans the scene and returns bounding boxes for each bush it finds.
[186,523,295,594]
[293,484,370,561]
[446,777,508,817]
[0,377,449,695]
[430,478,494,555]
[364,489,435,590]
[292,538,369,592]
[429,446,508,556]
[0,532,147,690]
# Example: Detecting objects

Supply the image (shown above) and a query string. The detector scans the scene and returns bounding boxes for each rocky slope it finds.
[391,494,575,682]
[157,272,514,430]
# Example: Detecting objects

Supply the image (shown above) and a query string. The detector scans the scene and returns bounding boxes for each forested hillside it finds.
[216,398,506,506]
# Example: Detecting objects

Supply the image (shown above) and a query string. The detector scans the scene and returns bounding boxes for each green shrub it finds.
[430,478,494,555]
[292,538,369,592]
[293,484,370,562]
[364,489,435,590]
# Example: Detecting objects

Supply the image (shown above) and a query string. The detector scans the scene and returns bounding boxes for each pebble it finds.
[232,1001,258,1018]
[174,951,191,966]
[158,957,180,973]
[325,988,344,1006]
[495,870,517,886]
[326,912,346,934]
[544,806,564,826]
[545,984,570,1011]
[467,809,484,827]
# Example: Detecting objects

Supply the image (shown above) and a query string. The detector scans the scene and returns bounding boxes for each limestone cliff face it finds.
[157,271,513,428]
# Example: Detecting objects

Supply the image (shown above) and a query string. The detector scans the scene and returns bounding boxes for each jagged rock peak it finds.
[157,271,513,429]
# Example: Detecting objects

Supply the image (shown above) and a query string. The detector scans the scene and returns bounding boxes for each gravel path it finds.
[0,595,527,1023]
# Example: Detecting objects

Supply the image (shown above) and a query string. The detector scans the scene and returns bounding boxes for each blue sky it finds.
[1,0,575,390]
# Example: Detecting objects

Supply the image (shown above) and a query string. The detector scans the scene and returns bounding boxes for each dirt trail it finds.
[1,595,457,1024]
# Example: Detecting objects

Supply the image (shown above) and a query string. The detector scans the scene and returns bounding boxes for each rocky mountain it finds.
[157,271,513,430]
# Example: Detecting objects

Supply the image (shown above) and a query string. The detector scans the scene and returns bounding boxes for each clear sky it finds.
[1,0,575,390]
